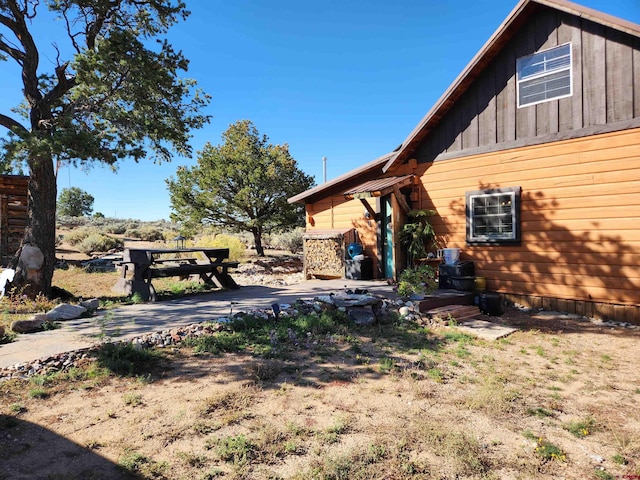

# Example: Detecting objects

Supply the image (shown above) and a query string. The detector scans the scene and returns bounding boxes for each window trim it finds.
[466,187,521,246]
[516,43,572,108]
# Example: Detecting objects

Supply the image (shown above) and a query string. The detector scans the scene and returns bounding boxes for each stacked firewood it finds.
[304,238,344,278]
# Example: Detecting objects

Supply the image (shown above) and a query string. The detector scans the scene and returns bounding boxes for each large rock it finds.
[46,303,87,321]
[11,315,47,333]
[80,298,100,311]
[19,245,45,270]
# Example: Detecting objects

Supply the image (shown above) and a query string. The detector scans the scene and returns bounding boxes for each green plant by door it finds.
[399,209,439,266]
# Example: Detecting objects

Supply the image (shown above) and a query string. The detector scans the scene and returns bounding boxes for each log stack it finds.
[302,230,355,279]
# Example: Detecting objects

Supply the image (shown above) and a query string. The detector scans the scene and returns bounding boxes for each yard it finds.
[1,265,639,479]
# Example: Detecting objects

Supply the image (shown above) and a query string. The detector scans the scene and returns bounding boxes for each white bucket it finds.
[442,248,460,265]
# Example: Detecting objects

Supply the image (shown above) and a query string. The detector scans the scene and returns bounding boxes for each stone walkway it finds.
[0,279,396,369]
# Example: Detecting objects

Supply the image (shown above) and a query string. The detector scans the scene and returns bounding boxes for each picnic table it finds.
[112,247,239,301]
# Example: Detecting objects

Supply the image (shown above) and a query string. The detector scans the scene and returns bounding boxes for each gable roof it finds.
[288,151,394,204]
[382,0,640,172]
[289,0,640,204]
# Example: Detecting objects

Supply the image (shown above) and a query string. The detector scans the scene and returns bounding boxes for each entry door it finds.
[382,195,394,278]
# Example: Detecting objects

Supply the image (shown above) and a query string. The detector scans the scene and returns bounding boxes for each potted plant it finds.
[397,264,438,300]
[399,209,439,266]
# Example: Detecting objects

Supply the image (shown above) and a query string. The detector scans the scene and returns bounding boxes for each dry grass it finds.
[1,308,640,479]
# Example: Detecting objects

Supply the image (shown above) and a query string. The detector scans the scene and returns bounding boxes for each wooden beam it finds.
[392,185,411,214]
[359,199,379,221]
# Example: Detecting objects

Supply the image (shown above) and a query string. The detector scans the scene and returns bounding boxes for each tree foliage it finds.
[0,0,210,296]
[58,186,94,217]
[166,120,315,255]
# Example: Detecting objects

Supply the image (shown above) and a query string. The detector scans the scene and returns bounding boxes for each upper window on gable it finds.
[517,43,572,108]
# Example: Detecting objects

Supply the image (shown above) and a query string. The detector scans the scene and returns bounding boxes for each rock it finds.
[45,303,87,321]
[0,324,4,337]
[11,316,46,333]
[80,298,100,311]
[348,305,376,325]
[398,306,411,317]
[19,245,45,270]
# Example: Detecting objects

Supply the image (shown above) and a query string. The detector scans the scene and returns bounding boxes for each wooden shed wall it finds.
[407,128,640,312]
[414,7,640,163]
[0,175,28,265]
[306,196,379,274]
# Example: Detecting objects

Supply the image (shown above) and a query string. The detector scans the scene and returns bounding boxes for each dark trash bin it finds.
[345,257,373,280]
[479,292,502,316]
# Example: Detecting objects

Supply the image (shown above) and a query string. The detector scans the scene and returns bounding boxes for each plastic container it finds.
[347,243,363,259]
[451,276,475,291]
[479,292,502,316]
[442,248,460,265]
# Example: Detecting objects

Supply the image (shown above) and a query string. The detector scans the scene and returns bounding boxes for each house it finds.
[0,175,28,265]
[289,0,640,323]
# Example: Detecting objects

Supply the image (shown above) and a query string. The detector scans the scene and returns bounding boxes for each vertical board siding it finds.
[606,29,634,123]
[558,13,584,131]
[534,8,560,136]
[581,21,607,126]
[414,9,640,165]
[415,128,640,306]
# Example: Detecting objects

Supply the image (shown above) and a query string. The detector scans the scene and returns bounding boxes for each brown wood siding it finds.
[306,197,379,274]
[413,8,640,164]
[413,128,640,307]
[0,175,28,265]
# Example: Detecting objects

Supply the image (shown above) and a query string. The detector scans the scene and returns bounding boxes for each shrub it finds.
[63,226,100,246]
[102,222,128,235]
[271,227,304,253]
[196,234,246,261]
[130,226,164,242]
[77,233,122,254]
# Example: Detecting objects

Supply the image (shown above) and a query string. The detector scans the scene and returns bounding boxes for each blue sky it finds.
[2,0,639,221]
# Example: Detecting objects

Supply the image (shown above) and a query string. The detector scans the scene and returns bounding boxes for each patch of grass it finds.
[564,417,596,438]
[9,403,26,414]
[176,450,208,467]
[526,407,554,418]
[593,469,616,480]
[612,454,627,465]
[378,356,397,373]
[118,449,169,477]
[465,374,521,414]
[208,434,254,465]
[534,437,566,462]
[28,388,49,399]
[95,341,164,377]
[122,392,143,406]
[186,331,245,355]
[199,385,258,426]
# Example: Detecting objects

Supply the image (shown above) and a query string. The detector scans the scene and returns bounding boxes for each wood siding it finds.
[306,197,379,275]
[408,128,640,310]
[0,175,28,265]
[414,8,640,164]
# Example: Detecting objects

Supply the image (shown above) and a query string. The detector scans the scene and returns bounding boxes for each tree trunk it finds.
[11,154,57,298]
[251,227,265,256]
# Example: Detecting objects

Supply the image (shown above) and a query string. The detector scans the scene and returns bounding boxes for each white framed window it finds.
[517,43,572,108]
[466,187,521,245]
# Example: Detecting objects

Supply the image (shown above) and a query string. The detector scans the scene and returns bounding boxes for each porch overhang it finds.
[343,174,414,217]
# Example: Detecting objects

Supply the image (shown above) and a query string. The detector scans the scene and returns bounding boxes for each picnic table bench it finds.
[112,247,239,301]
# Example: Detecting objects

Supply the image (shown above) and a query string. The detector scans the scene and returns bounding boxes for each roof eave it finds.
[288,152,394,204]
[383,0,640,173]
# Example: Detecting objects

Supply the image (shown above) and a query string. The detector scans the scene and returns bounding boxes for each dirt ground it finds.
[1,300,639,479]
[1,237,639,478]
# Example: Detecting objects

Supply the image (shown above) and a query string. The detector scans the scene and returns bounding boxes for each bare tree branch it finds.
[0,113,27,134]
